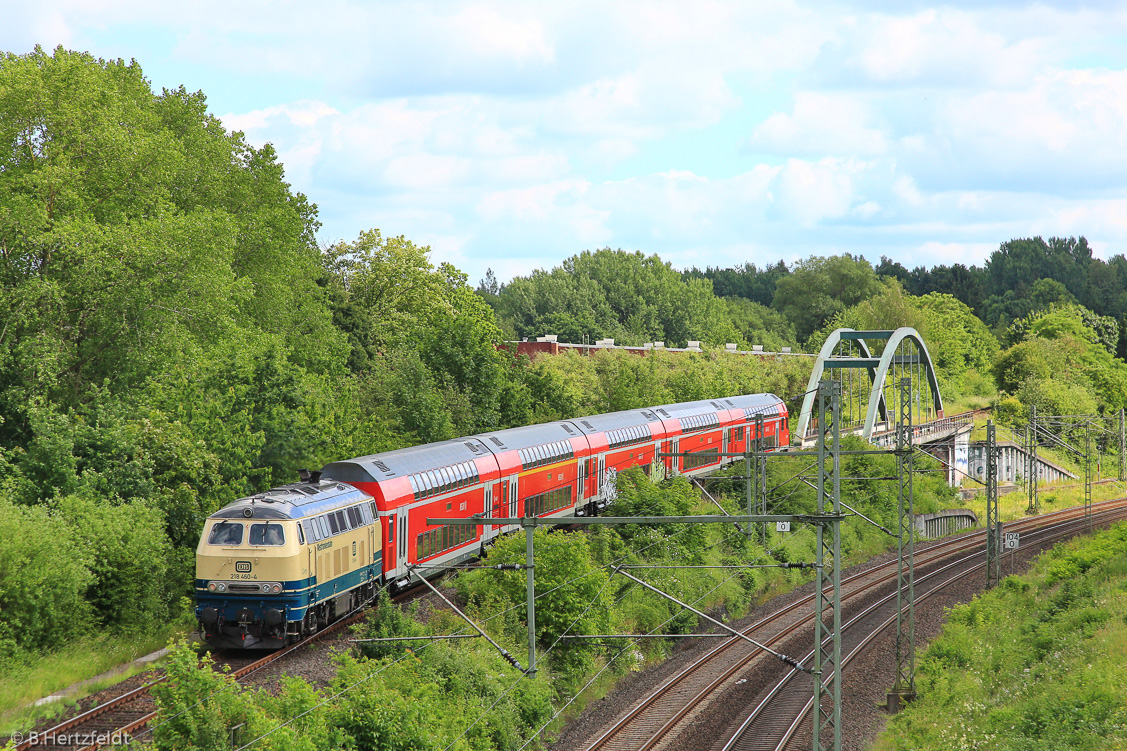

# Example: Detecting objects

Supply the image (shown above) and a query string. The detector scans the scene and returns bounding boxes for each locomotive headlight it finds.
[260,582,283,594]
[208,581,227,593]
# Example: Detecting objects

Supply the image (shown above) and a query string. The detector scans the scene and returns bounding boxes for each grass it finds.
[873,522,1127,750]
[942,395,992,416]
[957,481,1125,529]
[0,624,188,735]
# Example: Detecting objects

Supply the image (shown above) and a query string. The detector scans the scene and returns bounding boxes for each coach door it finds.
[493,481,507,532]
[397,508,409,574]
[507,477,519,532]
[672,438,680,474]
[577,460,585,504]
[597,455,606,501]
[721,427,729,467]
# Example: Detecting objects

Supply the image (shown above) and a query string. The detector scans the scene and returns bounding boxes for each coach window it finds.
[427,470,440,495]
[388,515,395,544]
[296,524,305,544]
[327,513,340,535]
[250,523,285,546]
[348,507,361,528]
[442,466,454,490]
[208,522,243,546]
[409,474,421,499]
[336,510,349,531]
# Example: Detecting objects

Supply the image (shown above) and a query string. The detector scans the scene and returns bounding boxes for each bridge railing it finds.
[804,411,974,446]
[868,413,974,447]
[914,509,979,539]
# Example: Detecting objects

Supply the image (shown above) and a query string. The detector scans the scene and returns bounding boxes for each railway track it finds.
[716,501,1127,751]
[1,584,429,751]
[583,498,1127,751]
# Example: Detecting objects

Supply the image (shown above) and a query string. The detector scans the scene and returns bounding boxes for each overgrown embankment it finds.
[874,522,1127,751]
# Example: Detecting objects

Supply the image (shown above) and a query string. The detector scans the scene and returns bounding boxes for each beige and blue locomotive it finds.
[196,393,791,648]
[195,473,382,648]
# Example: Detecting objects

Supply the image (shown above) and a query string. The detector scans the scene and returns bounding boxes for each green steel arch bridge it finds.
[795,328,971,452]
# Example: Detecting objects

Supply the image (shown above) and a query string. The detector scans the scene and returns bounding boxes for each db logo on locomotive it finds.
[235,561,252,573]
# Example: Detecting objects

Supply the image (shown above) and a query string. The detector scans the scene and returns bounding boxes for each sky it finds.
[4,1,1127,286]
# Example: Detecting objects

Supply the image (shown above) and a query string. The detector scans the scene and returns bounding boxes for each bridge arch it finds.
[796,327,944,443]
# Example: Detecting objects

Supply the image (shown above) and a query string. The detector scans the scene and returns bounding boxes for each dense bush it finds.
[0,501,92,655]
[57,496,175,632]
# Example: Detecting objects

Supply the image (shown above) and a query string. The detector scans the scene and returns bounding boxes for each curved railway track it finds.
[583,498,1127,751]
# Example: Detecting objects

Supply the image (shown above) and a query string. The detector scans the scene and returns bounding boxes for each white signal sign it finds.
[1004,531,1020,549]
[776,521,791,532]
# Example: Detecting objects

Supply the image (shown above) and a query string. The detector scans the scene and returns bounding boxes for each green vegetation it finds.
[147,459,959,750]
[5,41,1127,743]
[875,522,1127,751]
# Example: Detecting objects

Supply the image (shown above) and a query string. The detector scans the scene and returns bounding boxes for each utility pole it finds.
[524,521,537,677]
[812,379,842,751]
[1027,405,1038,515]
[985,420,1001,587]
[1118,408,1125,483]
[1085,423,1093,534]
[889,377,915,711]
[756,413,767,547]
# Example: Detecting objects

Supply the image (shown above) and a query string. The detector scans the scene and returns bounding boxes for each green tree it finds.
[771,254,882,342]
[495,249,745,347]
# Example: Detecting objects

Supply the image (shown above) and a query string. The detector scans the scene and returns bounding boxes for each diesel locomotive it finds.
[195,393,788,648]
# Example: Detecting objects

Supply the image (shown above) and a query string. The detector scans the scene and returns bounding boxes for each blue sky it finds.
[5,1,1127,286]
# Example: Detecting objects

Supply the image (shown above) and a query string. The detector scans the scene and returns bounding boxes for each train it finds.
[195,393,789,648]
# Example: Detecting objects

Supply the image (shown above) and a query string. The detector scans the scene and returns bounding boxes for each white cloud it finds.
[7,0,1127,286]
[853,9,1046,87]
[751,92,888,157]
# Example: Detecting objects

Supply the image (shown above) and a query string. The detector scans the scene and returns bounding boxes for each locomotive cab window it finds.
[249,523,285,546]
[208,522,243,546]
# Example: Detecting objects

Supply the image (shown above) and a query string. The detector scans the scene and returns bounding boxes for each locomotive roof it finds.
[209,481,371,520]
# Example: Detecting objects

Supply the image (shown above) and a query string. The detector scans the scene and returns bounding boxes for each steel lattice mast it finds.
[890,377,915,709]
[984,420,1001,587]
[812,380,842,751]
[1027,405,1039,515]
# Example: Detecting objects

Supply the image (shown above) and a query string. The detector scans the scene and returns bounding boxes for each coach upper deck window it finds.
[249,523,285,546]
[208,521,243,546]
